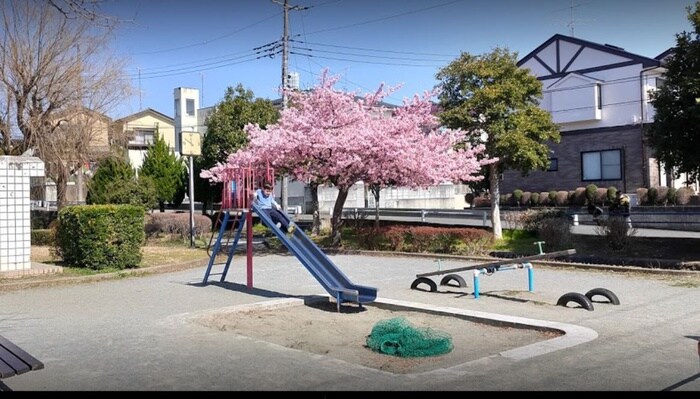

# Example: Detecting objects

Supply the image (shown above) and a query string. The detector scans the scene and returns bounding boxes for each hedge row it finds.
[354,226,494,255]
[55,204,145,270]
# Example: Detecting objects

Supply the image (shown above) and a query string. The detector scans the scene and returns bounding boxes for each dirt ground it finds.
[191,299,560,374]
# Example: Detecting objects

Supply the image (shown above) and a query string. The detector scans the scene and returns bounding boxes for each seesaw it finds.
[410,249,577,298]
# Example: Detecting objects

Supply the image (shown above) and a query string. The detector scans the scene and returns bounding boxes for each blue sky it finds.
[102,0,697,120]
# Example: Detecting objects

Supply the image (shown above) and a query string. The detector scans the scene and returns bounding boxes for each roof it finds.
[518,33,661,71]
[113,108,174,124]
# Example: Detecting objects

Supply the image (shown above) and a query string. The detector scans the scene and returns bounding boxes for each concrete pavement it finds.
[1,252,699,391]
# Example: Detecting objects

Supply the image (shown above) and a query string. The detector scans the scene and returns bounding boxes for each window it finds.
[547,158,558,172]
[186,99,195,116]
[130,129,155,146]
[596,83,602,110]
[174,99,180,117]
[582,149,622,180]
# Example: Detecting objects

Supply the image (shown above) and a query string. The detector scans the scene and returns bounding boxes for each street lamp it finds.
[181,130,201,247]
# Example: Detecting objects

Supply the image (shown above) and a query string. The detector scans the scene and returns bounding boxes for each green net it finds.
[365,317,453,357]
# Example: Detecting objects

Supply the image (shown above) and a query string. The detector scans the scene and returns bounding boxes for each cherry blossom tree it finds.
[203,70,491,247]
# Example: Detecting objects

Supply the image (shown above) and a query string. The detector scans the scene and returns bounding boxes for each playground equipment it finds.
[556,287,620,311]
[201,165,377,311]
[411,249,577,298]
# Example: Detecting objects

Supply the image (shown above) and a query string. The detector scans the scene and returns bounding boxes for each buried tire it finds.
[556,292,594,311]
[439,274,467,288]
[410,277,437,292]
[585,288,620,305]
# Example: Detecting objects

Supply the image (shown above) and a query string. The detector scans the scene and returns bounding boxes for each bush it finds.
[520,191,531,206]
[647,187,658,205]
[548,190,557,204]
[595,216,636,251]
[655,186,669,205]
[572,187,587,206]
[539,191,550,206]
[585,184,598,205]
[535,216,572,250]
[530,192,540,206]
[512,189,523,206]
[676,187,694,205]
[354,226,493,256]
[555,190,568,206]
[31,229,55,246]
[636,187,648,206]
[144,212,213,241]
[55,205,145,270]
[606,186,618,203]
[667,187,678,205]
[595,188,608,205]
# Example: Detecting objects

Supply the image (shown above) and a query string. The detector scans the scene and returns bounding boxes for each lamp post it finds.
[189,154,195,247]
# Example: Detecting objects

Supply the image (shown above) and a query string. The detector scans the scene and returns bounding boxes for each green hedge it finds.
[31,229,55,246]
[55,205,145,270]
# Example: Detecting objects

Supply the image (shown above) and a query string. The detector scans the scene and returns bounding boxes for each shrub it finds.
[464,193,475,207]
[585,184,598,205]
[595,216,636,251]
[595,188,608,205]
[535,216,572,250]
[512,189,523,206]
[355,226,492,255]
[519,208,567,234]
[144,212,213,240]
[667,187,678,205]
[55,205,145,270]
[572,187,587,206]
[636,187,648,205]
[530,192,540,206]
[548,190,557,204]
[647,187,658,205]
[31,229,55,246]
[606,186,618,203]
[539,191,550,206]
[655,186,669,205]
[473,196,491,207]
[520,192,531,206]
[676,187,694,205]
[555,190,568,206]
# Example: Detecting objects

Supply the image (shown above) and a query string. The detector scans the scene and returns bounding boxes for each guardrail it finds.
[343,207,491,227]
[342,207,700,232]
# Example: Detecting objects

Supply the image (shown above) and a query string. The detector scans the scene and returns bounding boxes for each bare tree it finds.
[46,0,122,27]
[0,0,132,209]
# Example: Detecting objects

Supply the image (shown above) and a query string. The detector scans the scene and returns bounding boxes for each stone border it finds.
[180,295,598,376]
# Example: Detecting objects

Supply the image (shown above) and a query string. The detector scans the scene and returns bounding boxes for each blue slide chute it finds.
[252,203,377,306]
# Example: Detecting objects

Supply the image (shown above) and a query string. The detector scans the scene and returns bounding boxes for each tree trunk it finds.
[372,185,381,229]
[55,167,69,212]
[489,163,502,240]
[330,186,349,247]
[159,201,165,212]
[309,182,321,236]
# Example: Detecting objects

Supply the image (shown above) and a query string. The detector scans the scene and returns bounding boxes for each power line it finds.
[133,11,282,55]
[302,0,464,35]
[292,39,459,58]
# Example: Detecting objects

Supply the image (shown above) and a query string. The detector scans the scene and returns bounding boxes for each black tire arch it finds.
[557,292,595,311]
[410,277,437,292]
[585,288,620,305]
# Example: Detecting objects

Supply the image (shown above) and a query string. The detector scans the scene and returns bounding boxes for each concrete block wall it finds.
[0,156,45,272]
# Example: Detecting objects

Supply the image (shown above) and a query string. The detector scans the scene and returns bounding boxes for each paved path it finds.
[1,253,699,391]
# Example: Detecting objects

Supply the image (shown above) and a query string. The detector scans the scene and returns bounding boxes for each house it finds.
[35,107,113,205]
[500,33,676,195]
[112,108,177,172]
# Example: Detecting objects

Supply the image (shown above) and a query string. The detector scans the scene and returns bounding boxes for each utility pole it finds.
[273,0,306,211]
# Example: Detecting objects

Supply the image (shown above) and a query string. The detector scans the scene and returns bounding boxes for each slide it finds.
[252,203,378,306]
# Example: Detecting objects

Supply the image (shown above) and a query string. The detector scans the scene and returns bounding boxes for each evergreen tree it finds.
[86,156,156,210]
[647,1,700,184]
[140,130,185,212]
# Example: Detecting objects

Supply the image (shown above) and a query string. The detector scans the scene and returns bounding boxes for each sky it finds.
[100,0,698,121]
